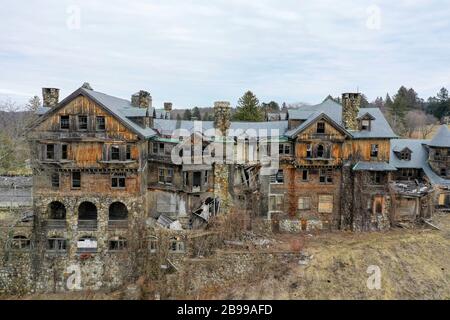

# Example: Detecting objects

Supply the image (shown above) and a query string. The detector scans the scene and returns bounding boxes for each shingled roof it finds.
[427,125,450,148]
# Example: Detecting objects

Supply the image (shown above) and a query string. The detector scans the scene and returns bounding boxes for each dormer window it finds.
[358,113,375,131]
[397,147,412,161]
[316,122,325,134]
[361,119,370,131]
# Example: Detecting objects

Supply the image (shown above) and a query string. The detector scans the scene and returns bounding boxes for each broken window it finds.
[319,169,332,184]
[270,170,284,183]
[61,144,68,160]
[111,145,120,160]
[370,144,379,158]
[78,115,88,130]
[48,237,67,252]
[60,115,70,130]
[10,235,31,250]
[183,171,189,186]
[96,116,105,131]
[77,236,97,253]
[361,119,370,131]
[169,237,185,253]
[317,144,324,158]
[111,174,126,189]
[166,168,174,185]
[72,171,81,189]
[269,194,284,211]
[152,142,158,154]
[301,169,309,181]
[279,143,291,155]
[149,237,158,254]
[318,195,333,213]
[51,172,60,188]
[109,237,127,251]
[306,144,312,158]
[159,143,165,154]
[371,172,382,184]
[316,122,325,134]
[193,171,202,189]
[126,145,132,160]
[440,168,447,177]
[46,144,55,160]
[49,201,66,220]
[298,197,311,210]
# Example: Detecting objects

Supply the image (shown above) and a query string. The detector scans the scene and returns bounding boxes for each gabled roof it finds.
[285,111,352,138]
[287,98,396,139]
[358,112,376,120]
[34,87,157,139]
[427,125,450,147]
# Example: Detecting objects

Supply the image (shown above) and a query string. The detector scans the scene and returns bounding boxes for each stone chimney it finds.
[131,90,152,108]
[81,82,93,90]
[164,102,173,112]
[42,88,60,108]
[214,101,231,135]
[341,93,361,130]
[144,107,154,128]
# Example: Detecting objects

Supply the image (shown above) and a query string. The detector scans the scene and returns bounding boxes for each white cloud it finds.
[0,0,449,107]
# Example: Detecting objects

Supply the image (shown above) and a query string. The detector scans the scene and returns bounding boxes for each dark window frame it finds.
[370,144,379,158]
[46,144,55,160]
[60,115,70,130]
[111,174,126,189]
[72,171,81,189]
[96,116,106,131]
[316,122,325,134]
[78,115,88,130]
[110,145,120,161]
[51,172,60,188]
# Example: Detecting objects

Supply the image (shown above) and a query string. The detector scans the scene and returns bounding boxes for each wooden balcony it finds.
[108,220,128,229]
[46,219,66,229]
[77,220,97,231]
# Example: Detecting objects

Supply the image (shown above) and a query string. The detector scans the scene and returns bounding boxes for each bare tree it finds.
[404,110,438,138]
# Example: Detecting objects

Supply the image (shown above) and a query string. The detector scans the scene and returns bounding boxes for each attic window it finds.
[78,115,88,130]
[60,115,70,130]
[361,119,371,131]
[96,116,105,131]
[316,122,325,134]
[400,151,411,161]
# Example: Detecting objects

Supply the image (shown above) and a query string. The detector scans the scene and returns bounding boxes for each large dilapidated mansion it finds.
[1,83,449,293]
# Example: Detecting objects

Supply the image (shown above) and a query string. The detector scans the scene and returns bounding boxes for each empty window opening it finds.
[371,172,382,184]
[109,237,127,251]
[48,237,67,251]
[78,115,88,130]
[441,168,447,177]
[61,144,68,160]
[169,238,185,253]
[306,144,312,158]
[302,169,309,181]
[49,201,66,220]
[126,145,132,160]
[111,174,126,189]
[370,144,379,158]
[60,115,70,129]
[96,116,105,131]
[78,201,97,220]
[317,144,325,158]
[72,171,81,189]
[400,151,410,160]
[109,202,128,220]
[46,144,55,160]
[193,171,202,187]
[361,119,370,131]
[316,122,325,134]
[10,235,31,250]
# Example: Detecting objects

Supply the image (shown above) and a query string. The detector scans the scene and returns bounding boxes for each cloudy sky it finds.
[1,0,450,108]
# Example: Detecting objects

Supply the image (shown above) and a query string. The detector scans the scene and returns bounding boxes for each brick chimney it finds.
[42,88,60,108]
[131,90,152,108]
[164,102,173,112]
[214,101,231,135]
[341,93,361,130]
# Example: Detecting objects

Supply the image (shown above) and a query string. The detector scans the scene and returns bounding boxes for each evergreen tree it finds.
[183,109,192,120]
[192,107,201,120]
[427,87,450,120]
[233,91,264,122]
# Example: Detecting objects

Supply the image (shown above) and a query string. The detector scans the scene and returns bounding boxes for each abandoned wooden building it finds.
[1,83,449,293]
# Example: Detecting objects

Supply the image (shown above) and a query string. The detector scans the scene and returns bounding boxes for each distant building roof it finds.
[427,125,450,148]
